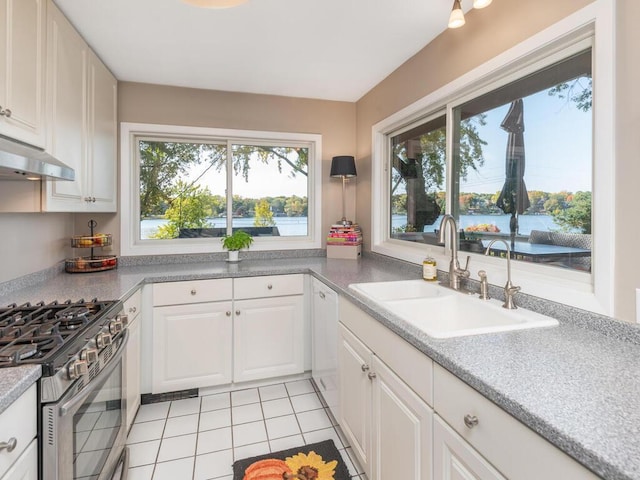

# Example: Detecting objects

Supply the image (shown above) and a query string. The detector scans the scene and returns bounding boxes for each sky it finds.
[460,88,592,194]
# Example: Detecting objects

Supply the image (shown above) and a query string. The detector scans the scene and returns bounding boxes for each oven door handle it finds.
[59,328,129,417]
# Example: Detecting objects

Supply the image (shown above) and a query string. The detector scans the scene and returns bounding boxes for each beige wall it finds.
[615,0,640,321]
[354,0,640,321]
[0,213,74,283]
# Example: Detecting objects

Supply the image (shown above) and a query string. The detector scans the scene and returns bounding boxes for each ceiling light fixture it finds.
[180,0,248,8]
[473,0,493,8]
[447,0,465,29]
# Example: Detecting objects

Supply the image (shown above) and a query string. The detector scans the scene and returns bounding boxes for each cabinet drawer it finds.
[123,288,142,323]
[0,384,36,476]
[234,274,304,300]
[153,278,232,306]
[433,364,599,480]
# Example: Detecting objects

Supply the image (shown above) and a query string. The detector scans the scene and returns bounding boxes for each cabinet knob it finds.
[368,372,377,380]
[0,437,17,453]
[267,284,273,290]
[92,197,97,203]
[319,291,326,300]
[361,364,370,372]
[190,289,197,295]
[464,414,479,429]
[226,311,231,317]
[236,310,241,315]
[129,306,137,313]
[1,108,11,118]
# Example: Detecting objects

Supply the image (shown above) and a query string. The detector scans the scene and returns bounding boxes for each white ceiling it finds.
[54,0,463,102]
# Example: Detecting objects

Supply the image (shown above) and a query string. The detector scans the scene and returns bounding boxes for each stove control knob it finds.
[118,314,129,328]
[80,348,98,364]
[68,360,88,380]
[109,319,123,335]
[95,332,112,348]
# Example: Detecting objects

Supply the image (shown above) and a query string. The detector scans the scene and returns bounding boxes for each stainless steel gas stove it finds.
[0,298,129,480]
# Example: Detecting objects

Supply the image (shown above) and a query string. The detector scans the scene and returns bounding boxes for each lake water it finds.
[141,214,562,239]
[141,216,309,239]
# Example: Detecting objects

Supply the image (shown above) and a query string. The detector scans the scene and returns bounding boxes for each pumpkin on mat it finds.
[243,458,292,480]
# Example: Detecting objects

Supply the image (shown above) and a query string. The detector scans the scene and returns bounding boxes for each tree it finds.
[151,182,214,239]
[254,199,276,227]
[548,75,592,112]
[139,141,224,218]
[550,191,591,234]
[392,116,487,231]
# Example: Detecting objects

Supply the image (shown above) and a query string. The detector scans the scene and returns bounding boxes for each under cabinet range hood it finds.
[0,134,75,181]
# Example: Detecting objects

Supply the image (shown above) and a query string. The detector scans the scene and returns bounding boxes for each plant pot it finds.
[227,250,240,262]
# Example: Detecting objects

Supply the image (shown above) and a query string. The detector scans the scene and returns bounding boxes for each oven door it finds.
[42,330,129,480]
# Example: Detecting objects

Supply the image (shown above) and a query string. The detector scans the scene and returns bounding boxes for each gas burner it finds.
[0,343,39,362]
[55,306,91,330]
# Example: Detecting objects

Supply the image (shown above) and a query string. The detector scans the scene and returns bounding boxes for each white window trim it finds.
[120,122,323,257]
[371,0,614,315]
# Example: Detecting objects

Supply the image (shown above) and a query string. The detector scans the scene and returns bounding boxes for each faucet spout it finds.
[484,239,520,309]
[437,215,470,290]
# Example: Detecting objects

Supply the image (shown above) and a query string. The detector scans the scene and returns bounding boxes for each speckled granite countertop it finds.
[0,365,40,414]
[1,253,639,479]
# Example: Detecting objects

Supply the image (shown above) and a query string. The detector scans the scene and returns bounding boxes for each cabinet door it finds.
[125,311,141,431]
[0,0,45,147]
[311,278,339,420]
[43,2,87,210]
[152,301,233,393]
[0,439,37,480]
[86,50,117,212]
[372,356,433,480]
[433,416,506,480]
[338,324,373,477]
[233,295,304,383]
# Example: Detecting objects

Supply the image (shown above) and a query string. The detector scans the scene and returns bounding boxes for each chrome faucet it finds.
[484,239,520,309]
[437,214,470,290]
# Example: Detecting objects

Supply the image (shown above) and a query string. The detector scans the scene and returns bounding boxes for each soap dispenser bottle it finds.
[423,256,437,281]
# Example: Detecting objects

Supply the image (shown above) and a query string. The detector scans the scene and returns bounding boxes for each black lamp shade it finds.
[330,156,357,178]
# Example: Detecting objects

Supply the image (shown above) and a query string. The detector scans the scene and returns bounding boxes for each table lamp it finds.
[330,155,357,226]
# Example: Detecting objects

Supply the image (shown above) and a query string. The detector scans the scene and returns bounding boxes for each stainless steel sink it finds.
[348,280,558,338]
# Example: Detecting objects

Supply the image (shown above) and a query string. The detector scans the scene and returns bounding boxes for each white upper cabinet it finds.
[0,0,46,147]
[42,0,117,212]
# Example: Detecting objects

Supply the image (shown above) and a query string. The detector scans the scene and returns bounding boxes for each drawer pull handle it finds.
[368,372,377,380]
[361,364,370,372]
[190,289,197,295]
[0,437,17,453]
[267,284,273,290]
[464,414,479,429]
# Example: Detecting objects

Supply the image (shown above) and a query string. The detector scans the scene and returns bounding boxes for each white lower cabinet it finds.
[434,415,506,480]
[433,364,601,480]
[152,300,233,393]
[233,295,304,382]
[149,275,304,393]
[0,440,37,480]
[0,384,36,480]
[339,323,433,480]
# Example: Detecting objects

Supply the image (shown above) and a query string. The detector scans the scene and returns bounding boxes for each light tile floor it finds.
[126,378,367,480]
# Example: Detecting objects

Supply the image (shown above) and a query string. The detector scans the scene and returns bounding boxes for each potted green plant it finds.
[221,230,254,262]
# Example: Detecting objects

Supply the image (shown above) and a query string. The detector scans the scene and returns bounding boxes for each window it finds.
[452,49,593,273]
[372,2,615,314]
[121,124,322,256]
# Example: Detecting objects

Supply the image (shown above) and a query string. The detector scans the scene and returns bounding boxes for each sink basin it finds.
[348,279,454,302]
[348,280,558,338]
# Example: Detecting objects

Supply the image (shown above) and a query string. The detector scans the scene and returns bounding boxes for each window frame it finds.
[120,123,323,256]
[371,1,614,315]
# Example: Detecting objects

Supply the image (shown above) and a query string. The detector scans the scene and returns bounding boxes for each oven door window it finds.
[73,363,123,479]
